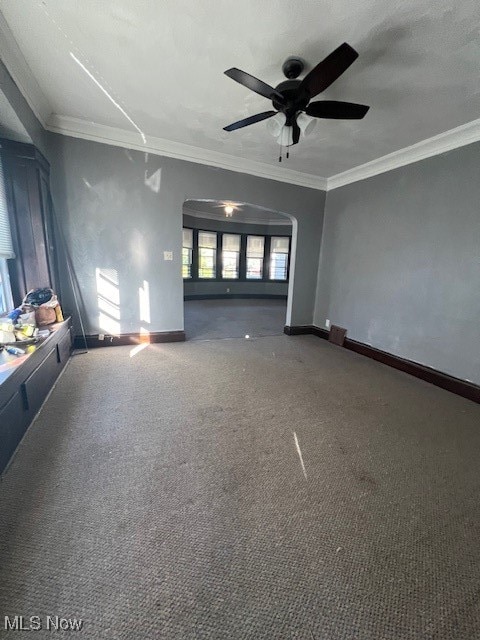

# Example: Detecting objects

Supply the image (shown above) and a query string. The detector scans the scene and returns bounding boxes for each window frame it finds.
[182,227,291,283]
[221,233,241,280]
[182,227,193,279]
[245,234,265,281]
[0,151,14,312]
[197,229,218,280]
[268,235,291,281]
[0,257,14,314]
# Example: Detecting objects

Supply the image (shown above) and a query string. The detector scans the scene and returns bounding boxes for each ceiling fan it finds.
[223,43,369,159]
[212,201,243,217]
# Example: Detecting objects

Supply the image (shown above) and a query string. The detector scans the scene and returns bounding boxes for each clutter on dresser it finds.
[0,288,64,354]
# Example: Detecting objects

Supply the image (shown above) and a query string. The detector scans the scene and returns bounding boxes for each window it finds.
[198,231,217,279]
[185,229,290,282]
[0,155,14,312]
[0,259,13,313]
[182,228,193,278]
[246,235,264,279]
[222,233,240,279]
[269,236,289,280]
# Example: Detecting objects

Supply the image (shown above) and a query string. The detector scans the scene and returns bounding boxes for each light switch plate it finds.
[163,251,173,261]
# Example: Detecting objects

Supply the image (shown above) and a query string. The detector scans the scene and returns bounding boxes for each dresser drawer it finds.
[56,327,72,364]
[0,391,29,472]
[22,347,59,416]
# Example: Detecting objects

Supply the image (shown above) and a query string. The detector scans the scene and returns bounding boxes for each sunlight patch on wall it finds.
[139,280,151,324]
[139,327,150,342]
[97,296,120,320]
[144,168,162,193]
[96,268,120,335]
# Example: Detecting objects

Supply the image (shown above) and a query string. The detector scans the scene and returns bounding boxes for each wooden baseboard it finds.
[284,325,329,338]
[73,330,185,349]
[284,324,313,336]
[185,294,287,301]
[285,325,480,405]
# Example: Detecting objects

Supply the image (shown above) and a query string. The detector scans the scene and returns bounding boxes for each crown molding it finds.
[327,118,480,190]
[1,2,478,196]
[0,10,51,127]
[47,114,328,191]
[183,205,291,226]
[49,113,480,194]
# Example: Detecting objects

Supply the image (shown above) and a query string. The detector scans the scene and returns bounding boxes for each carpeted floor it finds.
[1,334,480,639]
[183,299,287,340]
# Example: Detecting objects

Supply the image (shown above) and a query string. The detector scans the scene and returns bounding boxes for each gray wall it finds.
[182,213,291,298]
[0,59,50,158]
[49,134,325,335]
[314,142,480,384]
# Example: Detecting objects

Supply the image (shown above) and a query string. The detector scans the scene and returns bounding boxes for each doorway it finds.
[182,199,293,341]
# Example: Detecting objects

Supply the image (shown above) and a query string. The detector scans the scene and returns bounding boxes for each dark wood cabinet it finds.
[0,138,59,305]
[0,319,72,475]
[0,139,68,476]
[0,391,28,474]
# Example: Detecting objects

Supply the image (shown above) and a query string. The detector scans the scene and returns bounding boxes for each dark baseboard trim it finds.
[285,325,480,405]
[284,324,313,336]
[185,294,287,301]
[284,325,329,338]
[73,330,185,349]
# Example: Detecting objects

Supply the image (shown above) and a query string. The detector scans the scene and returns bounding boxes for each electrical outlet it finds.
[325,319,331,329]
[98,333,105,341]
[163,251,173,261]
[226,288,230,293]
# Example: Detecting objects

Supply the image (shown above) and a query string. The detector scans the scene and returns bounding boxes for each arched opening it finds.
[182,199,296,340]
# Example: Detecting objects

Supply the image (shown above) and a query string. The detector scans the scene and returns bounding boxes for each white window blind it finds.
[247,236,264,257]
[222,234,240,279]
[198,231,217,278]
[0,156,14,259]
[222,234,240,252]
[198,231,217,248]
[182,228,193,248]
[246,235,264,279]
[271,237,289,253]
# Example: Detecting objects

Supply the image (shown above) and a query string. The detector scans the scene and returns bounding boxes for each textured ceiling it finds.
[1,0,479,177]
[184,200,291,225]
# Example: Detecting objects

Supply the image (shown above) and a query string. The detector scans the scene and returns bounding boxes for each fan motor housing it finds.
[282,57,304,79]
[273,79,310,116]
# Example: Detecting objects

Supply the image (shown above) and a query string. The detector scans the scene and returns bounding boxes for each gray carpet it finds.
[1,334,480,639]
[184,299,287,340]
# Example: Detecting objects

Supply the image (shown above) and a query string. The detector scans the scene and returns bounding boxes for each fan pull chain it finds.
[278,143,291,162]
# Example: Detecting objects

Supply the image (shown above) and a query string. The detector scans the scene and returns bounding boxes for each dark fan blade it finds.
[223,111,277,132]
[300,43,359,98]
[224,68,285,103]
[306,101,369,119]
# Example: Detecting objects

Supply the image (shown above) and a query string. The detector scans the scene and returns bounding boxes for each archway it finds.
[181,198,297,340]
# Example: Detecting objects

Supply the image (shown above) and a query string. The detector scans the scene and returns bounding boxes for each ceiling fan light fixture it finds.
[266,112,287,138]
[223,43,369,156]
[296,112,316,137]
[277,125,294,147]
